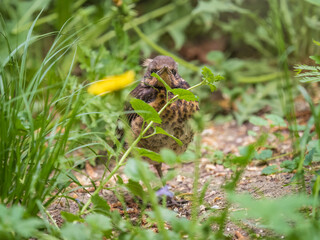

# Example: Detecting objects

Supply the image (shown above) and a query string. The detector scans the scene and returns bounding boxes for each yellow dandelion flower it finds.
[88,70,135,95]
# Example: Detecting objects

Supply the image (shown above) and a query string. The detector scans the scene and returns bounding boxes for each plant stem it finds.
[141,167,169,240]
[190,133,201,239]
[264,151,295,162]
[80,83,203,214]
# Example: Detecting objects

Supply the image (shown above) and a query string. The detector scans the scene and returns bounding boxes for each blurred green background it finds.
[1,0,320,237]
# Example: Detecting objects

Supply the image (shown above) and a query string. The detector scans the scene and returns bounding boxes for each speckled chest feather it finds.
[131,90,199,154]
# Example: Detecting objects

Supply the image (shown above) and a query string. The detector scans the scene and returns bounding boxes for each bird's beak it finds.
[157,66,173,87]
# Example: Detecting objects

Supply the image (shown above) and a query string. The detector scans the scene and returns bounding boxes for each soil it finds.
[47,99,315,239]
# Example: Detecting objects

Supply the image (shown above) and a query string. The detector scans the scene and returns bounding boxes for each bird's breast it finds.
[132,90,199,154]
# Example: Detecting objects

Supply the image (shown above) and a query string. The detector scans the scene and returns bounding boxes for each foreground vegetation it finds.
[1,0,320,239]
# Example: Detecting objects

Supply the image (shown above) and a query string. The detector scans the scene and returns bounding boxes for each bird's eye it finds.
[151,69,157,74]
[171,69,176,75]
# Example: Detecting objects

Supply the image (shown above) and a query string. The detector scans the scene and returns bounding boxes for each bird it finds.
[118,55,199,179]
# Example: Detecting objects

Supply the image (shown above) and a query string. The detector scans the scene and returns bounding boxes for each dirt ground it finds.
[48,100,313,239]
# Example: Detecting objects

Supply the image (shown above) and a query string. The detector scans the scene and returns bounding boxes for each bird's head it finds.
[143,56,180,88]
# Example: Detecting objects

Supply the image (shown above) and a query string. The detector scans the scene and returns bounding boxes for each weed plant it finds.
[0,16,83,215]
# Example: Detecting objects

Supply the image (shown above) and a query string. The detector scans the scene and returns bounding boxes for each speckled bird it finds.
[119,55,199,178]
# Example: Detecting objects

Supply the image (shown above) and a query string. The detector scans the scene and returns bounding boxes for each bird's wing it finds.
[116,83,158,140]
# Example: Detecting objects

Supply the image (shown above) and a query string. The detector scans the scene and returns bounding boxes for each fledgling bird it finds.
[119,55,199,178]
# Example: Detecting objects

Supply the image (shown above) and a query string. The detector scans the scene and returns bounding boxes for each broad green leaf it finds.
[147,207,177,221]
[124,158,142,182]
[0,205,43,238]
[307,139,320,151]
[91,194,110,215]
[130,98,162,124]
[134,147,163,163]
[13,218,43,238]
[170,88,199,102]
[207,51,225,63]
[124,158,157,182]
[160,148,178,165]
[151,72,172,90]
[261,165,278,175]
[61,223,91,240]
[229,193,313,236]
[248,130,257,136]
[179,150,196,162]
[280,160,298,172]
[126,179,145,200]
[85,213,112,232]
[265,114,286,127]
[304,148,315,166]
[239,145,256,157]
[249,116,268,126]
[254,149,273,160]
[155,126,183,146]
[61,211,84,223]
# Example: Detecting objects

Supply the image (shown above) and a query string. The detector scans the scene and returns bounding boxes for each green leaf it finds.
[307,140,320,151]
[0,205,43,238]
[254,149,273,160]
[151,72,172,90]
[280,160,298,172]
[310,55,320,64]
[61,211,84,223]
[170,88,199,101]
[116,175,124,184]
[261,165,278,175]
[229,193,312,236]
[313,39,320,46]
[207,51,225,63]
[155,126,183,146]
[91,194,110,215]
[248,130,257,136]
[249,116,268,126]
[124,158,157,182]
[179,150,196,162]
[239,146,255,157]
[201,66,224,92]
[304,148,315,166]
[124,158,142,182]
[60,222,91,240]
[14,218,43,238]
[265,114,286,127]
[85,213,112,232]
[130,98,162,124]
[160,148,178,165]
[134,147,163,163]
[126,179,146,199]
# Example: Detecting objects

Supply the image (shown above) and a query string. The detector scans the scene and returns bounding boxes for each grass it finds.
[0,15,83,215]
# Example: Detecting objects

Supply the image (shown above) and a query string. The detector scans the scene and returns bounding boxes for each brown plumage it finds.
[118,56,199,177]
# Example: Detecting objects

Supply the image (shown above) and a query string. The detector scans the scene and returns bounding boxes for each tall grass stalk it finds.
[0,15,82,215]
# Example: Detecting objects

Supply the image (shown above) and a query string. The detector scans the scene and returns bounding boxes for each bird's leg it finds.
[154,163,175,200]
[154,163,167,187]
[154,163,163,179]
